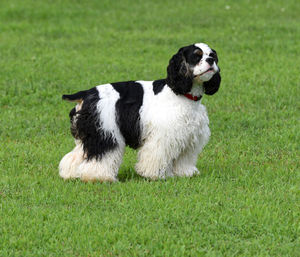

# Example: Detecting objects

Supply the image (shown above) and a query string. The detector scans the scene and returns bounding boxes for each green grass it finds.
[0,0,299,256]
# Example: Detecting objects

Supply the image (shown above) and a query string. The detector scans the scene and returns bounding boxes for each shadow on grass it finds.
[58,162,229,184]
[116,167,217,183]
[117,168,145,182]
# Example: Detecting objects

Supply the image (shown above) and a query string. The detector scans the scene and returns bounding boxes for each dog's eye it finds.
[209,52,218,63]
[192,54,201,63]
[191,49,203,64]
[209,53,216,59]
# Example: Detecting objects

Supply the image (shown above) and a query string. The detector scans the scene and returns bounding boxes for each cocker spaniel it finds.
[59,43,221,181]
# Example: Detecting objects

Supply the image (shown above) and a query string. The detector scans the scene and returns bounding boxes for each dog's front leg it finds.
[172,146,201,177]
[135,134,181,180]
[173,126,210,177]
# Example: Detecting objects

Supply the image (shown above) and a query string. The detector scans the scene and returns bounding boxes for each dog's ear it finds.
[166,47,193,95]
[203,72,221,95]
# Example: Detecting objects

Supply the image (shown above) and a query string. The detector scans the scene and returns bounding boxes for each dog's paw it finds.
[59,151,83,179]
[173,166,200,177]
[80,172,118,183]
[77,160,118,182]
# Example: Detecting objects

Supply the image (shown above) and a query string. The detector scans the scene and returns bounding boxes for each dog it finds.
[59,43,221,182]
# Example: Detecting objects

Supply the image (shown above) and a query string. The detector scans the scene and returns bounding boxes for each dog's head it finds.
[166,43,221,96]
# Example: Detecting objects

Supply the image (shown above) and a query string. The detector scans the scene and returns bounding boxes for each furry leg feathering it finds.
[59,43,221,181]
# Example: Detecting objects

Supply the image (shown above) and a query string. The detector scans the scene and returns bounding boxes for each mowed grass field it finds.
[0,0,299,256]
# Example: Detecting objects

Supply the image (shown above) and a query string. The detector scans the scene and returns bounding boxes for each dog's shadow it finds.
[117,168,142,182]
[117,149,143,182]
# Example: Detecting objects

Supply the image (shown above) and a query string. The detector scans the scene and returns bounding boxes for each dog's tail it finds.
[62,90,89,103]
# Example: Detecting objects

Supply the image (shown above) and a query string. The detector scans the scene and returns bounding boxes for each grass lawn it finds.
[0,0,299,256]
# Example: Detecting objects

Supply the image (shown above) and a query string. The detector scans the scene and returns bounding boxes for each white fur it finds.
[96,84,124,143]
[193,43,219,82]
[135,82,210,179]
[195,43,211,54]
[59,141,84,179]
[59,142,125,182]
[59,81,210,181]
[60,86,126,182]
[60,42,218,182]
[78,146,124,182]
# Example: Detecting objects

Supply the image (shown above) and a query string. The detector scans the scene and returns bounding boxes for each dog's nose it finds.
[206,57,214,66]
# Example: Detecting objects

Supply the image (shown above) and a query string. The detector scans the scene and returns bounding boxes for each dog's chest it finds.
[140,85,209,138]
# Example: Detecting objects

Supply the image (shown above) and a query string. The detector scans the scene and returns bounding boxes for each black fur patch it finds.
[69,107,77,138]
[111,81,144,149]
[209,49,218,64]
[153,79,166,95]
[184,45,203,66]
[71,87,118,160]
[166,44,221,96]
[203,72,221,95]
[63,90,89,102]
[166,46,194,95]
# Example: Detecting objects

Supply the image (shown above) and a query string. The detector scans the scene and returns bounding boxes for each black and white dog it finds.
[59,43,221,181]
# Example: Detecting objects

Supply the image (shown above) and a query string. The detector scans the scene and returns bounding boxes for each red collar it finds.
[184,94,202,101]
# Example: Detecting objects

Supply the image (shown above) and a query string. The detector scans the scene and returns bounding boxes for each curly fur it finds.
[166,47,193,95]
[59,42,221,182]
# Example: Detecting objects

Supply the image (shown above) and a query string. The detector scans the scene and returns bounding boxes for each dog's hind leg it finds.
[59,141,84,179]
[78,145,125,182]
